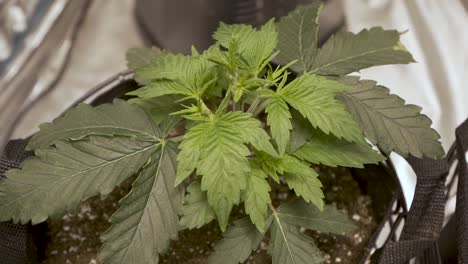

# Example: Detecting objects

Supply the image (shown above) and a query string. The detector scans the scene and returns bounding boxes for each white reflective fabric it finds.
[343,0,468,215]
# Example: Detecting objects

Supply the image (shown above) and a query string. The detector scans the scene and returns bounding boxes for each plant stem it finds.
[216,87,233,114]
[247,97,261,113]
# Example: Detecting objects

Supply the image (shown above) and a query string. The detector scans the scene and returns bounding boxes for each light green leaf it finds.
[27,99,161,150]
[126,47,161,72]
[243,166,271,232]
[269,205,322,264]
[176,112,276,230]
[310,27,415,75]
[277,199,356,234]
[281,156,324,210]
[129,53,215,99]
[254,151,284,183]
[213,20,278,73]
[279,74,364,143]
[266,95,292,156]
[294,127,385,168]
[208,217,265,264]
[179,181,215,229]
[336,77,444,159]
[0,136,159,224]
[99,142,183,264]
[276,3,323,73]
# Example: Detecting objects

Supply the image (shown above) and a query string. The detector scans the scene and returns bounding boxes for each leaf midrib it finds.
[118,144,166,262]
[2,142,160,211]
[272,210,297,264]
[309,45,399,74]
[34,125,161,148]
[277,212,355,231]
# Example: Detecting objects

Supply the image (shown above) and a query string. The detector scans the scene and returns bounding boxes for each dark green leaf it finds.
[294,128,385,168]
[277,199,355,234]
[179,181,215,229]
[336,77,444,158]
[128,95,184,123]
[276,3,322,73]
[208,217,265,264]
[310,27,415,75]
[0,136,158,224]
[99,142,183,264]
[126,47,161,72]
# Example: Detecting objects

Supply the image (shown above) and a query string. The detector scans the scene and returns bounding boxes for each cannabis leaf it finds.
[27,100,160,150]
[310,27,415,75]
[281,155,324,210]
[266,95,292,156]
[336,77,444,158]
[213,19,278,73]
[269,199,355,264]
[254,151,324,210]
[179,181,215,229]
[208,217,265,264]
[176,111,277,230]
[126,47,161,72]
[279,73,364,142]
[0,136,158,224]
[289,110,314,153]
[294,127,385,168]
[128,53,216,99]
[243,165,272,232]
[99,142,183,264]
[276,3,322,73]
[128,95,184,123]
[278,199,356,234]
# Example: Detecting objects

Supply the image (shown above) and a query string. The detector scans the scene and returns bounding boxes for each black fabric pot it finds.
[0,73,465,263]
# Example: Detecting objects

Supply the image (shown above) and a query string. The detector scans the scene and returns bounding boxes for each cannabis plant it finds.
[0,3,443,264]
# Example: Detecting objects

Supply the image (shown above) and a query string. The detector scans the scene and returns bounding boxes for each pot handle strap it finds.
[378,155,449,264]
[455,118,468,262]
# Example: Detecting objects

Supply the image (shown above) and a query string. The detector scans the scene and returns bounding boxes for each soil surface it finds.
[39,165,392,264]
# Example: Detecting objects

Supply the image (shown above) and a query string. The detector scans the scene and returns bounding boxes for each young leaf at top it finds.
[266,95,292,156]
[0,136,159,224]
[213,19,278,74]
[276,2,322,73]
[309,27,415,75]
[99,142,183,264]
[268,199,355,264]
[27,99,160,150]
[336,77,445,159]
[279,73,364,143]
[293,127,385,168]
[179,181,215,229]
[242,165,272,232]
[176,111,277,230]
[208,217,265,264]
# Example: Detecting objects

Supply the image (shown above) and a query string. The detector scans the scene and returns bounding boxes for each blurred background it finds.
[0,0,467,219]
